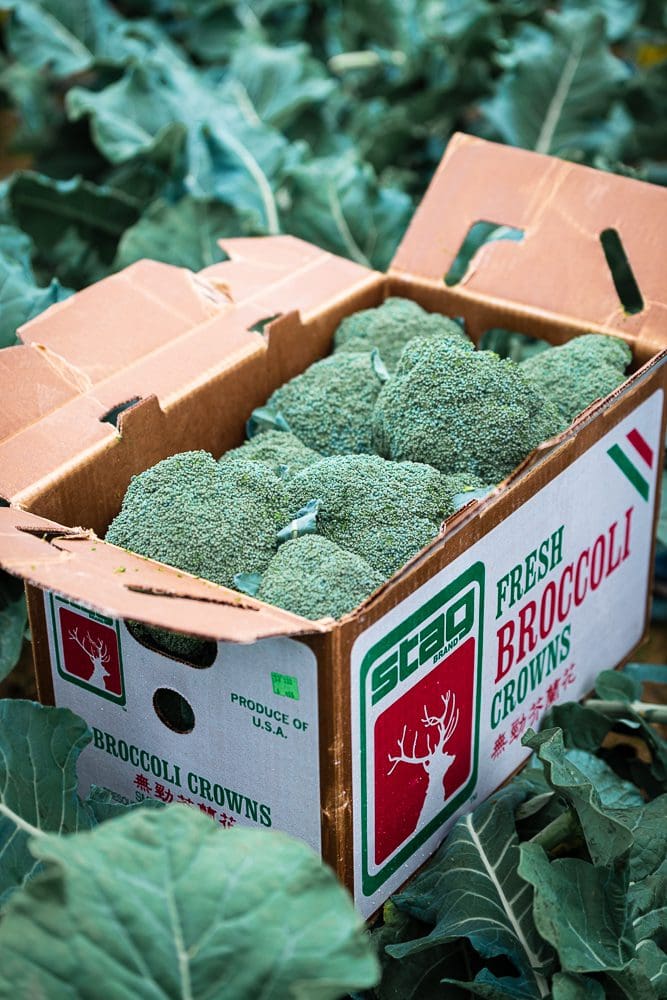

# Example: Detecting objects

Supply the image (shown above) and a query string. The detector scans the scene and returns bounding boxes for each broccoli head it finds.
[218,430,322,478]
[106,450,291,587]
[287,454,484,576]
[333,296,472,371]
[372,338,565,481]
[262,351,386,455]
[519,333,632,424]
[257,535,384,620]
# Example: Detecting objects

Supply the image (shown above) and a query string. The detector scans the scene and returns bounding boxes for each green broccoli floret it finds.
[257,536,384,620]
[287,454,484,576]
[106,451,292,660]
[372,338,565,481]
[106,450,290,586]
[262,351,386,455]
[334,296,472,371]
[519,333,632,424]
[218,430,322,477]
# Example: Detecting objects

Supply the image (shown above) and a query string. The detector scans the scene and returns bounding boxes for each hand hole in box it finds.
[153,687,195,734]
[444,221,524,286]
[599,228,644,315]
[125,620,217,668]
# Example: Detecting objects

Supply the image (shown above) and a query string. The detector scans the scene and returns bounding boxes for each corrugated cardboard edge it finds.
[0,508,328,644]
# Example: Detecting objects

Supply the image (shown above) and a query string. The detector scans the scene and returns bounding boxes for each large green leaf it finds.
[283,151,413,269]
[8,172,139,287]
[481,9,632,156]
[114,196,238,271]
[518,843,634,973]
[523,729,633,866]
[0,572,27,682]
[0,808,380,999]
[0,224,71,347]
[0,700,95,906]
[390,789,554,999]
[3,0,166,75]
[551,972,605,999]
[226,42,336,132]
[66,50,299,234]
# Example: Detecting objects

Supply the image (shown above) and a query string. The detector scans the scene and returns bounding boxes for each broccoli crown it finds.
[372,339,565,482]
[333,296,472,371]
[264,351,385,455]
[519,333,632,424]
[287,454,483,576]
[218,430,322,477]
[106,451,291,588]
[257,535,384,620]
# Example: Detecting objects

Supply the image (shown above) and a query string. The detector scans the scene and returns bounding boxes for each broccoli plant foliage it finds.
[0,699,379,999]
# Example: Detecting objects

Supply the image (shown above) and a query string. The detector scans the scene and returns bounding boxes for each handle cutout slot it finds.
[599,229,644,315]
[445,221,524,286]
[153,687,195,734]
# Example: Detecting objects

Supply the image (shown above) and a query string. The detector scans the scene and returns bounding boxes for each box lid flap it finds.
[0,508,327,641]
[391,133,667,355]
[0,237,378,504]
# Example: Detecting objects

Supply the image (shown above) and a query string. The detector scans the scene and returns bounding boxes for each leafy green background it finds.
[0,0,666,354]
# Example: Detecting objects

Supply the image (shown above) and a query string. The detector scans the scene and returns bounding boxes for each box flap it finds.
[391,133,667,357]
[0,508,327,642]
[0,238,379,506]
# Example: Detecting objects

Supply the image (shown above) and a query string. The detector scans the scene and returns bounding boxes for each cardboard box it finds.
[1,134,666,917]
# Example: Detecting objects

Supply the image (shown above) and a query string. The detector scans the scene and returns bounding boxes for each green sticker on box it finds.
[271,672,300,700]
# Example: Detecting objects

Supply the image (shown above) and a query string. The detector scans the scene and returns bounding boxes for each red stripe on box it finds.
[627,428,654,469]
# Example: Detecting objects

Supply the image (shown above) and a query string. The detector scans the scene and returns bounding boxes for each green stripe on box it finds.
[607,444,649,501]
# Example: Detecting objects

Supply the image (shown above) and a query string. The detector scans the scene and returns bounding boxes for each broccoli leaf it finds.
[0,572,27,682]
[389,788,555,999]
[283,150,413,269]
[115,196,238,271]
[0,700,95,906]
[0,808,380,998]
[481,10,633,157]
[8,172,138,288]
[3,0,164,75]
[0,224,71,346]
[518,844,634,973]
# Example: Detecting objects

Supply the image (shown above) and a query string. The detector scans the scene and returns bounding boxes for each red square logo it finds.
[373,637,476,865]
[58,607,123,700]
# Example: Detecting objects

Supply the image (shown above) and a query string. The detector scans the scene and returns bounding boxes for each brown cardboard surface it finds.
[392,133,667,360]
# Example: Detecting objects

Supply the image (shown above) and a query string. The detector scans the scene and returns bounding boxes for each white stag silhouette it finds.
[387,691,460,829]
[68,628,112,688]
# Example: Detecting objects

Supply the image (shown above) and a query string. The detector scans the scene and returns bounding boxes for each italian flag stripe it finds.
[607,443,650,501]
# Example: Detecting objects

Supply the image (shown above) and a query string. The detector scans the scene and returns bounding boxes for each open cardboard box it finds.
[1,134,666,916]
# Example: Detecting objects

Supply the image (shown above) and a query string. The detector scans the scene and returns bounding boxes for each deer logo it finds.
[387,690,460,831]
[67,627,113,689]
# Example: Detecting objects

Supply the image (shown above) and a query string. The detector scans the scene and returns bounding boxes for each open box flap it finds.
[391,133,667,358]
[0,238,379,504]
[0,508,328,642]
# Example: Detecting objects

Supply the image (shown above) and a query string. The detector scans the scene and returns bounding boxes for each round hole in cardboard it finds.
[153,688,195,734]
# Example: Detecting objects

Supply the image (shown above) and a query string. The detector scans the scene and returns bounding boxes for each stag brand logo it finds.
[49,595,125,705]
[358,562,484,894]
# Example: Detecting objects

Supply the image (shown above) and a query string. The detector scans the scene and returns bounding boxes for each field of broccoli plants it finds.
[1,0,667,997]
